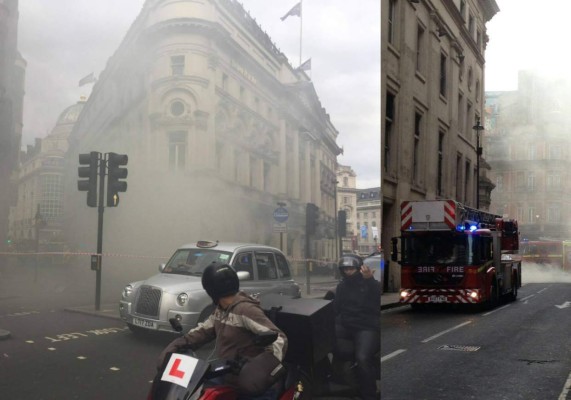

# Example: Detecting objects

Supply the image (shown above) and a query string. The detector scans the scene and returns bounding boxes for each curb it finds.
[64,305,122,321]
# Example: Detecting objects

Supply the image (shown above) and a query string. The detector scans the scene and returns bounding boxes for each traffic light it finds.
[338,210,347,237]
[107,152,128,207]
[306,203,319,235]
[78,152,99,207]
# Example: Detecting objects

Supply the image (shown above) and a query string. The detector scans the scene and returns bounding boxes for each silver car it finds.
[119,241,301,334]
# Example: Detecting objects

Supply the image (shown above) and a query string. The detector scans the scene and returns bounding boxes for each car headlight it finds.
[177,293,189,306]
[122,285,133,299]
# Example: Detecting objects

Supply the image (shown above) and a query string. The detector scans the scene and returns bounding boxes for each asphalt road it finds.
[381,282,571,400]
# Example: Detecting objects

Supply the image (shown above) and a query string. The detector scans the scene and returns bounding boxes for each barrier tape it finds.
[0,252,335,266]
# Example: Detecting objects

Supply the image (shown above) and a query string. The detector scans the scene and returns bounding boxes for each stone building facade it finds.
[381,0,499,290]
[486,71,571,241]
[63,0,341,266]
[0,0,26,250]
[8,100,85,252]
[336,164,357,253]
[356,188,381,255]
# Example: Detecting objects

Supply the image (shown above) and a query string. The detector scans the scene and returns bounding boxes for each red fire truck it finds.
[391,200,521,309]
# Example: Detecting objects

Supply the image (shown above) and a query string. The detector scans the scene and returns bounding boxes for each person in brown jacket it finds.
[157,263,287,400]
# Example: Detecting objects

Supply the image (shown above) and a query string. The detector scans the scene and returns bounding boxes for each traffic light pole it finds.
[95,154,106,311]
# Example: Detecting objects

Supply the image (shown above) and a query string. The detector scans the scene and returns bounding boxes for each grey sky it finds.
[17,0,380,188]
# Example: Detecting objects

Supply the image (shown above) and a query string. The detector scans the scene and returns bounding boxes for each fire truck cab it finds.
[392,200,521,309]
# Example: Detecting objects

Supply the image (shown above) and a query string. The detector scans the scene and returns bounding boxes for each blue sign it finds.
[360,225,368,239]
[273,207,289,223]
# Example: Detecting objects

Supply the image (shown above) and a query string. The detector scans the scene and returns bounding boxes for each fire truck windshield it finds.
[402,232,474,266]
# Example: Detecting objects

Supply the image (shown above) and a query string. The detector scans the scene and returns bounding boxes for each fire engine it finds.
[391,200,521,309]
[519,240,571,270]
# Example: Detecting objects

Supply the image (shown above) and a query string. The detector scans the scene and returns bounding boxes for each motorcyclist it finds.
[157,262,287,400]
[332,254,381,400]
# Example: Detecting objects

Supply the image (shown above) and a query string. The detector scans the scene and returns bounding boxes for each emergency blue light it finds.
[469,225,478,232]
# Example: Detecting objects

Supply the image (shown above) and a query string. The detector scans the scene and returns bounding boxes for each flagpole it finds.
[299,0,303,67]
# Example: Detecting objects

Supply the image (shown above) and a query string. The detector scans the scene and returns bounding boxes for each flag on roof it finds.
[79,72,97,87]
[281,2,301,21]
[297,58,311,71]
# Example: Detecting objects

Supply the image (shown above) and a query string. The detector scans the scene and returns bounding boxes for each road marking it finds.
[25,340,34,344]
[77,356,87,360]
[381,349,406,363]
[537,288,549,294]
[558,370,571,400]
[47,348,56,351]
[519,294,535,302]
[482,304,511,316]
[110,367,120,371]
[555,301,571,309]
[421,321,472,343]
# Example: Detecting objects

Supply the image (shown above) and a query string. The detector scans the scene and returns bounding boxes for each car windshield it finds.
[163,249,233,276]
[402,232,473,266]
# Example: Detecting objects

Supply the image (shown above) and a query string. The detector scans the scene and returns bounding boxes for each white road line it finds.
[482,304,511,317]
[421,321,472,343]
[558,370,571,400]
[381,349,406,363]
[519,294,535,302]
[537,287,549,294]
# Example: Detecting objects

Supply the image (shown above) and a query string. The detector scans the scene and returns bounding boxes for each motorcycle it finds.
[147,318,295,400]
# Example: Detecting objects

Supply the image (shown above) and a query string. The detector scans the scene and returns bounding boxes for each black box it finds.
[259,294,335,366]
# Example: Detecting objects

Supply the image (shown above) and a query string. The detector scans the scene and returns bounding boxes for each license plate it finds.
[133,317,157,329]
[428,295,447,303]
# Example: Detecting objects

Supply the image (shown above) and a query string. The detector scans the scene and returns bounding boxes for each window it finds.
[528,207,536,224]
[528,145,536,160]
[233,252,254,280]
[466,102,472,137]
[388,0,396,45]
[41,174,63,220]
[240,86,245,101]
[416,24,425,73]
[456,154,462,201]
[275,253,291,278]
[437,131,444,195]
[475,80,480,102]
[439,53,447,97]
[549,145,561,159]
[171,55,185,75]
[457,92,464,134]
[496,175,503,191]
[459,0,466,20]
[343,176,348,186]
[384,92,395,172]
[169,131,187,171]
[255,252,278,280]
[170,101,185,116]
[548,204,561,223]
[364,212,369,218]
[343,196,349,205]
[527,173,535,190]
[222,73,228,90]
[413,112,422,183]
[547,172,561,188]
[467,67,473,90]
[464,160,471,204]
[468,14,475,37]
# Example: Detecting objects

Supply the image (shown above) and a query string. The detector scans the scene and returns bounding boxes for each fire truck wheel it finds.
[508,277,518,302]
[483,281,499,311]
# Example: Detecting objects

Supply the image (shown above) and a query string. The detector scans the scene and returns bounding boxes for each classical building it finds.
[8,99,85,252]
[63,0,341,265]
[0,0,26,250]
[356,188,381,255]
[486,71,571,241]
[336,164,357,253]
[381,0,499,290]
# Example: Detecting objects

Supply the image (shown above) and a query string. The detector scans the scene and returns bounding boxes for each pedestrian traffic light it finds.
[306,203,319,235]
[78,152,99,207]
[338,210,347,237]
[107,152,128,207]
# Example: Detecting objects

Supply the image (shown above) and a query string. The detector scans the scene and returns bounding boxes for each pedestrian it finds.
[157,263,287,399]
[332,254,381,400]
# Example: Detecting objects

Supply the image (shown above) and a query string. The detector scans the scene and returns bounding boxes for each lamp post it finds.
[472,117,484,209]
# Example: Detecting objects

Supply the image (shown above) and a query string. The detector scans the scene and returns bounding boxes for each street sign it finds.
[273,207,289,223]
[274,222,287,233]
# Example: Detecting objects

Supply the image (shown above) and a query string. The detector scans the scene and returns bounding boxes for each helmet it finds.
[201,262,239,304]
[338,254,363,275]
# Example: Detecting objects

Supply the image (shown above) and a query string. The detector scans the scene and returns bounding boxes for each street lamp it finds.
[472,117,484,209]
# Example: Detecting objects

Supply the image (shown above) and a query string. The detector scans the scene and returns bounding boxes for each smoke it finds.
[522,262,571,284]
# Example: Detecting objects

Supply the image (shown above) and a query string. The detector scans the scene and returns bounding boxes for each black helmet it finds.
[338,254,363,272]
[202,263,239,304]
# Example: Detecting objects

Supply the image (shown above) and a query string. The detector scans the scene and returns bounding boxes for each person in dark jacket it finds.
[157,263,287,400]
[333,254,381,400]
